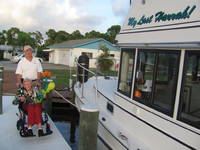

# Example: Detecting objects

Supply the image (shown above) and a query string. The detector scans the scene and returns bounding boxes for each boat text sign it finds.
[128,5,196,28]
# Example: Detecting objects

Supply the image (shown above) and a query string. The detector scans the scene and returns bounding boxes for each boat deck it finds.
[0,96,71,150]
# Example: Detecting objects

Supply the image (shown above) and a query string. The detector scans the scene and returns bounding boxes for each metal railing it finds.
[75,58,118,104]
[76,62,99,104]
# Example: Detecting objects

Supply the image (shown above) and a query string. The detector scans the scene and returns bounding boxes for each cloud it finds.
[112,0,130,17]
[0,0,104,35]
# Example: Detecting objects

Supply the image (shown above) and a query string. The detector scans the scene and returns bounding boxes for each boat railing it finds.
[75,58,118,104]
[76,61,99,104]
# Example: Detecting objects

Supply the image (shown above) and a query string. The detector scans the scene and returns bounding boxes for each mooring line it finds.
[53,90,78,108]
[3,91,78,108]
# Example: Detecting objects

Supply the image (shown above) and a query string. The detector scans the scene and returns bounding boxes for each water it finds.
[54,121,79,150]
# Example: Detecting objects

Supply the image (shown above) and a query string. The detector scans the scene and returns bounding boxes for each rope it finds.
[53,90,78,108]
[3,90,78,109]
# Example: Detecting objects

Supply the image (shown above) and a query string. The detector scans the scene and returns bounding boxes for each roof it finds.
[49,39,97,48]
[48,38,119,51]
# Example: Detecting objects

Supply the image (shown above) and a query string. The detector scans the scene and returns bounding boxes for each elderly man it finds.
[16,45,43,87]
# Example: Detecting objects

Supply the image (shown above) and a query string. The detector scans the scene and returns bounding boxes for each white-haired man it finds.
[16,45,43,87]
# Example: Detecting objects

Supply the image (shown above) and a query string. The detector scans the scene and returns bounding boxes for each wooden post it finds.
[0,66,3,114]
[79,106,99,150]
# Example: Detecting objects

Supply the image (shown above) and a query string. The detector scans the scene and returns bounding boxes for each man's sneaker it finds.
[38,129,45,137]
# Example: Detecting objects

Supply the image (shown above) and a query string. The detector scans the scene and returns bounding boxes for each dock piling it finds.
[78,107,99,150]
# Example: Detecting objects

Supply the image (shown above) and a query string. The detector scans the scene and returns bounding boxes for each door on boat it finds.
[178,50,200,129]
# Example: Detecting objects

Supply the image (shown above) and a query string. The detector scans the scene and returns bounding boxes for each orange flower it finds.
[42,71,52,77]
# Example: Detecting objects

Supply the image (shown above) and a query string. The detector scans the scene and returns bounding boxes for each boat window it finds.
[133,50,180,116]
[118,49,135,97]
[178,51,200,129]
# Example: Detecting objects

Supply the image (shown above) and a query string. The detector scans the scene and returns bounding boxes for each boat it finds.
[74,0,200,149]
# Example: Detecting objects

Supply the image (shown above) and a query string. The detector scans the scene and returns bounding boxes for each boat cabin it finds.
[116,0,200,130]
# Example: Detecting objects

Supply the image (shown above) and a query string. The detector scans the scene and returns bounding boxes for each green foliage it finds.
[0,25,121,59]
[17,32,36,47]
[1,27,43,49]
[96,45,114,71]
[45,29,57,46]
[6,27,20,46]
[45,69,76,89]
[106,25,121,44]
[68,30,84,40]
[55,30,69,43]
[0,31,6,45]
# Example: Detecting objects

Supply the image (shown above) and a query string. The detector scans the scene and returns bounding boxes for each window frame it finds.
[133,49,181,116]
[177,50,200,129]
[117,48,136,97]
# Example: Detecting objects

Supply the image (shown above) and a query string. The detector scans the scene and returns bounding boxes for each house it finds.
[47,38,120,68]
[0,45,22,60]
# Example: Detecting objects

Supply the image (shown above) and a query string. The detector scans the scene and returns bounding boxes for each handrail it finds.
[76,61,97,76]
[76,61,110,78]
[76,61,99,104]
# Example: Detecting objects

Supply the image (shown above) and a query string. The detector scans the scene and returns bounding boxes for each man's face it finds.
[23,80,32,91]
[24,49,32,58]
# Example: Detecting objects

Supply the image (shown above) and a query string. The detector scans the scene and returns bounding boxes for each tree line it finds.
[0,25,121,57]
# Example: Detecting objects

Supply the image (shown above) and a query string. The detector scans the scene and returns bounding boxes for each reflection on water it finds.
[54,121,79,150]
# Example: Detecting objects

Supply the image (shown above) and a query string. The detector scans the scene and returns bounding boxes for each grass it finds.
[45,69,118,90]
[45,69,76,90]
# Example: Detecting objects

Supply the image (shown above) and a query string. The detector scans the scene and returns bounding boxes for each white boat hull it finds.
[74,76,200,150]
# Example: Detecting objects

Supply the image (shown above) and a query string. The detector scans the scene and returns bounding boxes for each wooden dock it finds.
[0,96,71,150]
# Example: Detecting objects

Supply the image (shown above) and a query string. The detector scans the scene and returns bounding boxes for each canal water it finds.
[54,121,79,150]
[51,101,80,150]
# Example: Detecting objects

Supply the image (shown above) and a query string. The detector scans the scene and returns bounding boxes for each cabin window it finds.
[118,49,135,97]
[133,50,180,116]
[178,51,200,129]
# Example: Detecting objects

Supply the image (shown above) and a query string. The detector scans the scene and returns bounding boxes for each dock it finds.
[0,96,71,150]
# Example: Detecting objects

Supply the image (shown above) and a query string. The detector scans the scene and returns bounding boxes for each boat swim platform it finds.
[0,96,71,150]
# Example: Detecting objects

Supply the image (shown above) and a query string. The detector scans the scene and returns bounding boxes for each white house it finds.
[0,45,22,60]
[47,38,120,68]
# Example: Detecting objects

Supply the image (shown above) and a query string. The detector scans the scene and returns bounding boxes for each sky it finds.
[0,0,130,35]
